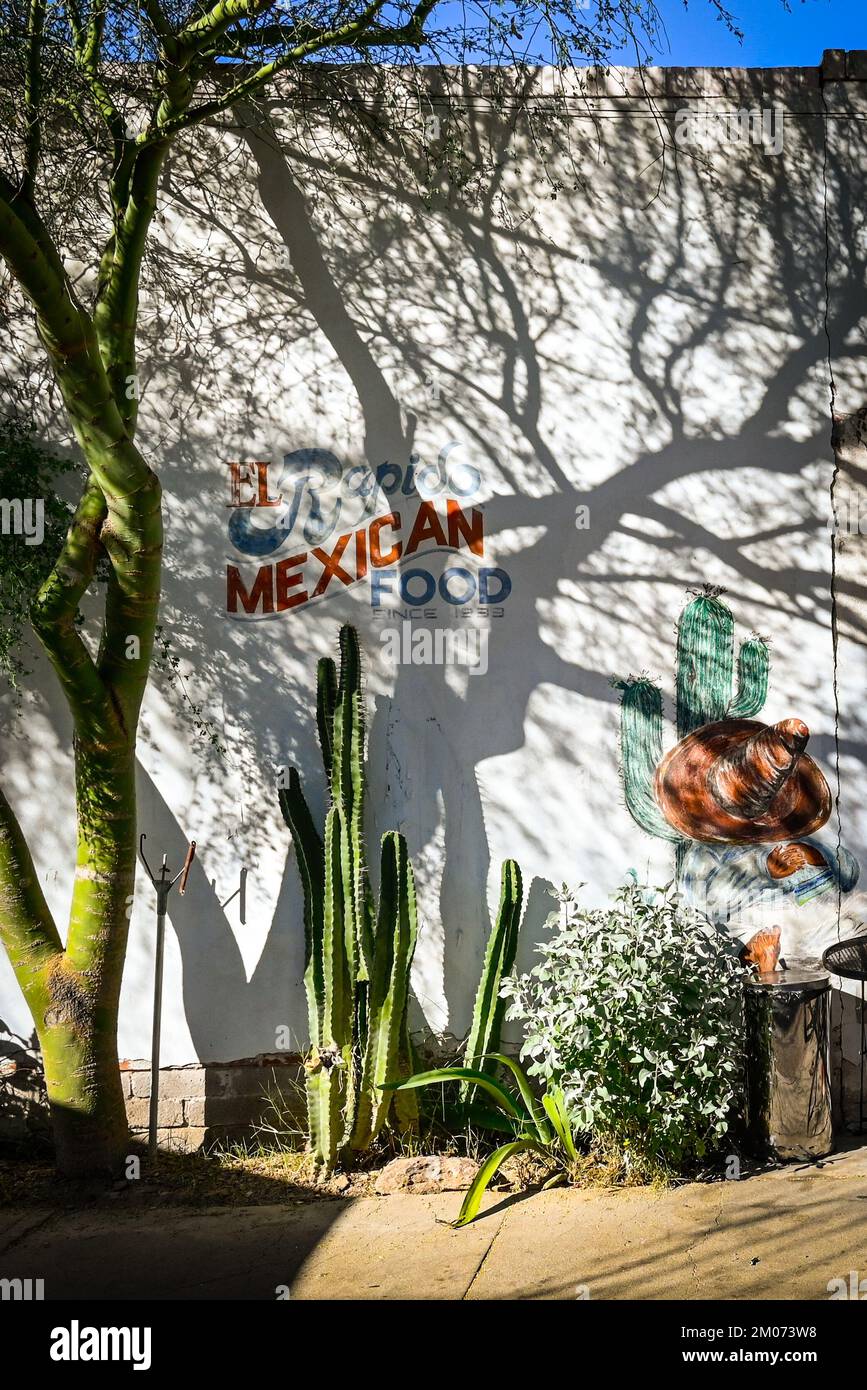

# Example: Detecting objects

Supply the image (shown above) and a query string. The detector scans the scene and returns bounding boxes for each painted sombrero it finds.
[654,717,831,844]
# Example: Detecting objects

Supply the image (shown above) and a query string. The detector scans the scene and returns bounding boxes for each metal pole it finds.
[138,836,196,1164]
[860,976,865,1136]
[149,889,167,1161]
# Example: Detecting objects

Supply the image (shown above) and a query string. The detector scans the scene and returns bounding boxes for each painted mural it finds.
[223,447,514,621]
[617,588,863,965]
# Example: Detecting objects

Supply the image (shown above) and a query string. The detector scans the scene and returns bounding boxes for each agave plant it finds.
[384,1056,580,1226]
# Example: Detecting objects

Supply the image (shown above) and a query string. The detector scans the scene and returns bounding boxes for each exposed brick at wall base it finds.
[5,1018,865,1153]
[0,1053,305,1153]
[119,1054,306,1153]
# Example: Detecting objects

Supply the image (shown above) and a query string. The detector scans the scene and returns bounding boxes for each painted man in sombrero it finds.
[664,717,861,964]
[617,589,864,967]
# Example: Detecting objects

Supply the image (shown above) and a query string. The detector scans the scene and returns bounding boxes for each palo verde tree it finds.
[0,0,740,1176]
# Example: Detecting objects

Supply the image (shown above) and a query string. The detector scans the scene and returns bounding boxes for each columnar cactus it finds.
[460,859,524,1102]
[616,588,770,858]
[352,832,419,1148]
[278,625,419,1172]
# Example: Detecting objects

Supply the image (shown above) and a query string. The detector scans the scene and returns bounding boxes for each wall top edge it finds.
[9,56,865,107]
[239,55,867,106]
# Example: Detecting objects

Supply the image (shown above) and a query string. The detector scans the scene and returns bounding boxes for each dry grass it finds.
[0,1129,745,1211]
[0,1147,342,1209]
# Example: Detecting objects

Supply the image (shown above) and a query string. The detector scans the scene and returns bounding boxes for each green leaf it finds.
[454,1140,542,1227]
[461,860,524,1103]
[383,1067,525,1119]
[487,1052,552,1142]
[542,1088,578,1161]
[541,1170,568,1191]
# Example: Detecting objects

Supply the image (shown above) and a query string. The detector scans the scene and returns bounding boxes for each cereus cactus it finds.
[460,859,525,1104]
[352,832,419,1148]
[615,588,770,857]
[278,625,419,1172]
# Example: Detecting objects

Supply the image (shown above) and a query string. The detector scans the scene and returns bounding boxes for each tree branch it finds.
[157,0,392,136]
[177,0,275,57]
[94,465,163,731]
[217,0,439,54]
[71,0,127,142]
[0,163,162,734]
[64,0,84,48]
[141,0,180,57]
[94,139,170,429]
[29,475,121,740]
[0,785,63,1005]
[215,20,321,56]
[0,170,153,489]
[21,0,47,201]
[0,168,93,361]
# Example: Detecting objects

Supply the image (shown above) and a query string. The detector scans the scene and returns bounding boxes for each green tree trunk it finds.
[37,737,138,1174]
[39,988,131,1177]
[0,98,164,1173]
[0,315,161,1174]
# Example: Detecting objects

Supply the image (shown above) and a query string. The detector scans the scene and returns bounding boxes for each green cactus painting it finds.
[614,587,863,956]
[278,625,419,1172]
[615,588,770,860]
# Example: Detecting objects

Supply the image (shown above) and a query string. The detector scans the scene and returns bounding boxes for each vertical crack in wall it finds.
[820,69,844,944]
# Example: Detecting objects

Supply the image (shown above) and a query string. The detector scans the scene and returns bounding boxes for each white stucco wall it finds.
[2,60,867,1074]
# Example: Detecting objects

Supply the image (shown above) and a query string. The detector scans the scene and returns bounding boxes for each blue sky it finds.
[652,0,863,67]
[427,2,863,70]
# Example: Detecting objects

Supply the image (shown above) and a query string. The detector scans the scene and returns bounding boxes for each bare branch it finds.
[0,165,91,360]
[216,0,440,54]
[94,139,170,427]
[141,0,180,56]
[69,0,127,144]
[21,0,47,200]
[158,0,392,136]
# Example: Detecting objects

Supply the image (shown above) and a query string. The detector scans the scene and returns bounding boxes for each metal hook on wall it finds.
[213,867,247,924]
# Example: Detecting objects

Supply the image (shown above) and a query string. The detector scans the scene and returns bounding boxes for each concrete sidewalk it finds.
[2,1147,867,1300]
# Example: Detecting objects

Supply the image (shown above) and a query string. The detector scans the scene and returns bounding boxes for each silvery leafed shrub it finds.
[500,879,747,1172]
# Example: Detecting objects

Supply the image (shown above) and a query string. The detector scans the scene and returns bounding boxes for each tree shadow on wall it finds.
[186,77,867,1038]
[10,70,867,1057]
[152,71,867,1045]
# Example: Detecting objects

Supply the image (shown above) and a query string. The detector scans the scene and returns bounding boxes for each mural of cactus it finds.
[460,859,525,1104]
[675,588,769,735]
[278,625,419,1172]
[616,587,770,859]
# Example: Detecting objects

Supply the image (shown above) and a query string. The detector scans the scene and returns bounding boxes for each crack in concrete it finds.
[0,1208,59,1259]
[683,1190,726,1287]
[461,1206,509,1299]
